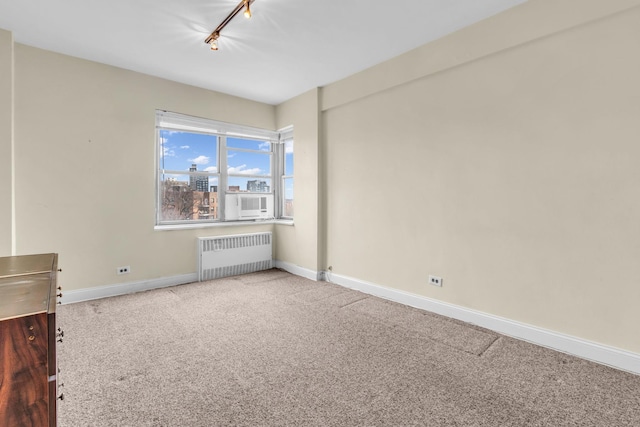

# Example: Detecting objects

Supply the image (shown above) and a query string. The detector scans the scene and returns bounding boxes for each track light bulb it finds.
[204,0,254,50]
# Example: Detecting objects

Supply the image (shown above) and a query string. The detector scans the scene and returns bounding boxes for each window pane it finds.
[160,174,219,221]
[285,140,294,175]
[227,177,271,193]
[284,177,294,217]
[227,137,271,151]
[160,130,218,173]
[227,150,271,177]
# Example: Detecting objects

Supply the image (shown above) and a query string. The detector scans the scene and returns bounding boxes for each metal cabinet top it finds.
[0,253,58,321]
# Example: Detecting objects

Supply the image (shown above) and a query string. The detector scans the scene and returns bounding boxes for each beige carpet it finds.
[57,269,640,426]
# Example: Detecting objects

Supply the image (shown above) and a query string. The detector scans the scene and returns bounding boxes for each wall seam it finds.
[9,32,15,255]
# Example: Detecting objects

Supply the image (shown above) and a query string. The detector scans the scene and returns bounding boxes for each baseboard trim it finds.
[61,273,198,305]
[274,260,322,281]
[61,261,318,305]
[326,271,640,376]
[59,265,639,375]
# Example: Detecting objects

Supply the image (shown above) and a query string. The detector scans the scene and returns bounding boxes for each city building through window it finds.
[156,110,293,225]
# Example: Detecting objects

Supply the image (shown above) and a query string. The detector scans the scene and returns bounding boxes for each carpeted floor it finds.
[57,269,640,426]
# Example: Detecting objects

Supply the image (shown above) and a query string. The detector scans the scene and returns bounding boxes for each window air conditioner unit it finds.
[225,193,274,220]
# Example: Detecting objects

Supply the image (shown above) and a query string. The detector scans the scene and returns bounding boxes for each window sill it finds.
[155,219,293,231]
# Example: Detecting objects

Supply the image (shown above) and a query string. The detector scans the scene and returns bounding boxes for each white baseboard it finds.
[61,273,198,305]
[275,260,322,281]
[325,271,640,376]
[59,264,640,375]
[61,261,319,305]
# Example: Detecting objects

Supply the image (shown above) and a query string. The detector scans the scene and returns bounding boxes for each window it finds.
[226,137,272,194]
[156,111,293,225]
[281,132,294,218]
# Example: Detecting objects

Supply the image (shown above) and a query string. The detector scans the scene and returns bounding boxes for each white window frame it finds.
[278,129,294,219]
[155,110,291,227]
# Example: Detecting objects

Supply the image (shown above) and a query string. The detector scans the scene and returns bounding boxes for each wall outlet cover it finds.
[429,275,442,287]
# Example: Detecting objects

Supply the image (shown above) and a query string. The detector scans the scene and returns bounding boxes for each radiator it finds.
[197,232,273,281]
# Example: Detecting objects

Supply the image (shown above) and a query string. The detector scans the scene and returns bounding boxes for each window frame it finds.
[279,133,294,220]
[155,110,292,227]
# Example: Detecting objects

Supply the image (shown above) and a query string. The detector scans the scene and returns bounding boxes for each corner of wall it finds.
[274,88,322,273]
[0,28,14,256]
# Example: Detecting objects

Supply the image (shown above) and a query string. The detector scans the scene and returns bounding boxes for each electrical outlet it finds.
[429,275,442,287]
[117,266,131,275]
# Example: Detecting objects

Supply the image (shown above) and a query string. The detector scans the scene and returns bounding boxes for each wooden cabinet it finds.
[0,254,60,427]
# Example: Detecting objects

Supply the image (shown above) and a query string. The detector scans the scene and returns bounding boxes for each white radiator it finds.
[197,232,273,281]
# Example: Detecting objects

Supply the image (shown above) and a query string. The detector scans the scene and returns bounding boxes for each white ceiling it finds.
[0,0,526,105]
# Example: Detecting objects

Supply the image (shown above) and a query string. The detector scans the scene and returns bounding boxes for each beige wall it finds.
[275,89,321,272]
[13,44,275,290]
[0,29,12,256]
[321,0,640,353]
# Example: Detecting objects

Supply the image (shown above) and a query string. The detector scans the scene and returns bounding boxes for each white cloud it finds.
[259,142,271,152]
[163,146,175,157]
[160,138,177,157]
[189,155,210,165]
[228,164,262,175]
[204,166,218,173]
[180,145,190,149]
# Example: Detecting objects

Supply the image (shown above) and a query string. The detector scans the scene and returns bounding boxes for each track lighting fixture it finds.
[209,34,219,51]
[204,0,255,51]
